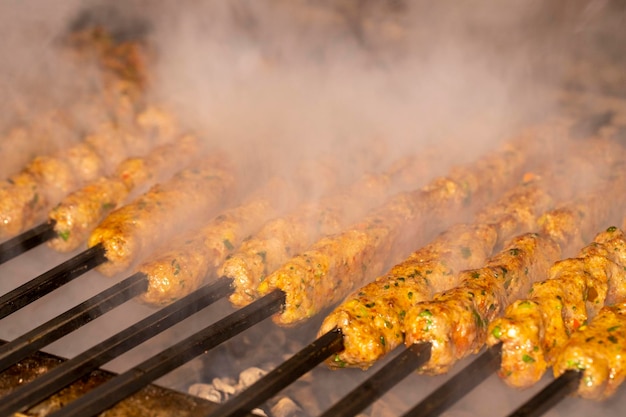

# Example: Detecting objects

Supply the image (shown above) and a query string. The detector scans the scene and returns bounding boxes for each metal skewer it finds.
[0,221,57,265]
[0,243,106,319]
[402,344,502,417]
[319,343,432,417]
[0,276,234,416]
[507,371,581,417]
[0,272,147,373]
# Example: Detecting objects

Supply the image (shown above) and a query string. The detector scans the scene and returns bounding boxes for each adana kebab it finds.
[486,225,626,388]
[46,134,204,252]
[133,150,358,306]
[403,141,626,375]
[0,106,178,240]
[143,146,448,305]
[256,121,560,326]
[218,149,448,308]
[554,295,626,400]
[320,170,564,369]
[136,175,309,306]
[87,152,237,277]
[318,121,620,370]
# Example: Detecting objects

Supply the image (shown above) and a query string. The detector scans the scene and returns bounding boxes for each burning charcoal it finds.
[270,397,303,417]
[239,366,268,389]
[212,376,238,396]
[188,383,223,403]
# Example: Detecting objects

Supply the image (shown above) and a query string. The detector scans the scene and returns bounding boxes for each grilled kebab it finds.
[486,226,626,388]
[142,148,445,307]
[320,175,556,369]
[0,106,178,240]
[87,153,236,277]
[0,23,165,241]
[136,176,306,306]
[319,127,625,370]
[218,150,446,308]
[47,134,203,252]
[403,152,626,376]
[257,122,557,326]
[553,298,626,400]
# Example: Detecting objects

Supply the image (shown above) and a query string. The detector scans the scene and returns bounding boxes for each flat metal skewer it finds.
[0,276,234,416]
[208,328,345,417]
[0,272,148,373]
[402,344,502,417]
[319,343,432,417]
[0,221,57,265]
[47,289,286,417]
[507,370,581,417]
[0,243,106,319]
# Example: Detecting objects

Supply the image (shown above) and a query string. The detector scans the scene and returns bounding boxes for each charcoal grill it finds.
[0,236,625,417]
[2,2,626,417]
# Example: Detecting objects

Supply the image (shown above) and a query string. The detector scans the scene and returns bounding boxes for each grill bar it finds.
[507,371,581,417]
[0,221,56,265]
[208,328,345,417]
[402,344,502,417]
[318,343,432,417]
[0,272,147,373]
[0,243,106,319]
[0,276,234,416]
[47,289,286,417]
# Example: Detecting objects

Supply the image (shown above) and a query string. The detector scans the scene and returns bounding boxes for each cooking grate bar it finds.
[0,243,106,319]
[507,370,581,417]
[0,276,234,416]
[401,344,502,417]
[318,343,431,417]
[0,271,147,373]
[208,328,345,417]
[0,221,56,265]
[46,289,286,417]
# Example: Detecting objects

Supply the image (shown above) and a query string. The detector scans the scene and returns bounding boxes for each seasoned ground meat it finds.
[219,150,446,308]
[553,301,626,400]
[487,227,626,388]
[88,156,237,277]
[48,135,202,252]
[262,132,541,326]
[321,177,554,370]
